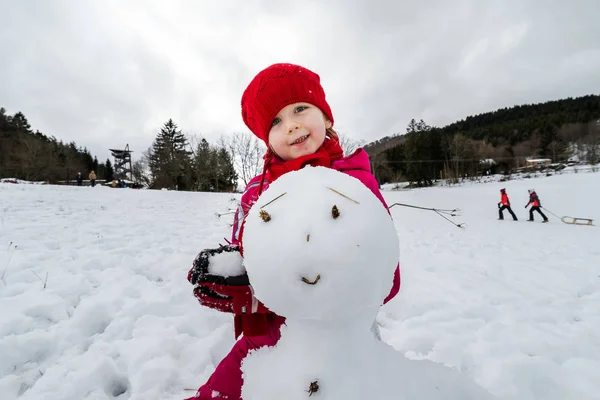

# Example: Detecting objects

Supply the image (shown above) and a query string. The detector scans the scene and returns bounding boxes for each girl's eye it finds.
[271,117,281,127]
[294,106,307,113]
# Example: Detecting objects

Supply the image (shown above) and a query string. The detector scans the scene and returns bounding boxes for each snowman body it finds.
[242,323,490,400]
[240,167,493,400]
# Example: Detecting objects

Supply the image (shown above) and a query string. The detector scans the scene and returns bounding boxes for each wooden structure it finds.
[110,144,133,181]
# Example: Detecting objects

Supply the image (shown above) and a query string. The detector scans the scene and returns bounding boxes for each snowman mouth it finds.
[291,134,310,145]
[301,274,321,285]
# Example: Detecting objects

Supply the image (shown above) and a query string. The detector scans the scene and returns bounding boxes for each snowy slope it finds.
[0,171,599,400]
[380,172,600,399]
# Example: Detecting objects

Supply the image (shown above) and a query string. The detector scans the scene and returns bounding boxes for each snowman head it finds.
[241,166,399,323]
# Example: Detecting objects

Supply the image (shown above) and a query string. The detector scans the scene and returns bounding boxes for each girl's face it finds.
[268,102,332,161]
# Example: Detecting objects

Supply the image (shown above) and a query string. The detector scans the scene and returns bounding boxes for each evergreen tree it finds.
[148,119,192,190]
[105,159,114,181]
[191,138,238,192]
[92,156,99,172]
[401,119,442,186]
[11,112,32,132]
[215,147,237,192]
[193,138,213,191]
[81,147,94,172]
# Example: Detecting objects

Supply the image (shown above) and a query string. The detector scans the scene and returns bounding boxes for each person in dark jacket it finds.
[498,188,518,221]
[525,189,548,222]
[76,172,83,186]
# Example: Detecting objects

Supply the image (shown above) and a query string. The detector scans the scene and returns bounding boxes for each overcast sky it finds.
[2,0,599,162]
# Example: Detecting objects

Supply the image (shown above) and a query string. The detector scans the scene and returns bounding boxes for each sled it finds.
[560,216,594,226]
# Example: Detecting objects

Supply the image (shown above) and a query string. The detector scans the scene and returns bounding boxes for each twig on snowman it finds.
[389,202,466,229]
[259,191,288,209]
[257,192,289,222]
[326,187,360,204]
[215,210,236,218]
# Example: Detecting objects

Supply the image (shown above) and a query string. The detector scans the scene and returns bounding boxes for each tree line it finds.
[0,107,264,192]
[5,93,599,190]
[139,118,239,192]
[0,107,115,183]
[1,104,366,192]
[367,94,600,186]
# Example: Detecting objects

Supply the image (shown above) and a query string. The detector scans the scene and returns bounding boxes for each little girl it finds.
[186,63,401,400]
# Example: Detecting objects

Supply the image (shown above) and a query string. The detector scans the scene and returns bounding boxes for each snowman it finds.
[240,166,494,400]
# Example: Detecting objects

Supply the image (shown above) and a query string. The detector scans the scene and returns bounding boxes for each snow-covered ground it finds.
[380,163,599,191]
[1,171,598,400]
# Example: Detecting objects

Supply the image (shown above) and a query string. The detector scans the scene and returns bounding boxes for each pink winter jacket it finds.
[188,149,401,400]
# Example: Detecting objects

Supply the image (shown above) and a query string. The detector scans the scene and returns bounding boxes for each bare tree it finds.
[448,134,477,181]
[370,151,393,185]
[585,120,600,164]
[338,134,366,156]
[132,157,152,188]
[218,132,265,186]
[21,135,45,181]
[186,133,204,158]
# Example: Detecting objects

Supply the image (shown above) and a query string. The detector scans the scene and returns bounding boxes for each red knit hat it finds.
[241,63,334,144]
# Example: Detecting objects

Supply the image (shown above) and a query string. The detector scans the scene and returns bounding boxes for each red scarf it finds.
[258,137,344,194]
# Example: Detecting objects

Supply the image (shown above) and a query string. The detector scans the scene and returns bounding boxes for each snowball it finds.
[207,249,244,277]
[242,166,399,322]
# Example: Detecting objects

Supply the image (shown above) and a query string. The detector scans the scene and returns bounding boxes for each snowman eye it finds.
[331,205,340,219]
[259,209,271,222]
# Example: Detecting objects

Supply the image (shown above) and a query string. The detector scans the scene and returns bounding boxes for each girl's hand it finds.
[188,245,247,286]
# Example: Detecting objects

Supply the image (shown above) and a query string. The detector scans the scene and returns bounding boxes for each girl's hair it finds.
[326,127,339,141]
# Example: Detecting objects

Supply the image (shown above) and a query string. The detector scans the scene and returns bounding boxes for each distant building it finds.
[479,158,496,166]
[525,158,552,167]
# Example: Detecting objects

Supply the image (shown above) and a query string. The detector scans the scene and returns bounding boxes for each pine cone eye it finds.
[259,209,271,222]
[331,205,340,219]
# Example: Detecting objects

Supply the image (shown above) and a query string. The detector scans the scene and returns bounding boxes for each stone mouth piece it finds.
[301,274,321,285]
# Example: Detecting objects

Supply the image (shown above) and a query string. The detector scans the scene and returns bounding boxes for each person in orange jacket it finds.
[498,188,518,221]
[525,189,548,222]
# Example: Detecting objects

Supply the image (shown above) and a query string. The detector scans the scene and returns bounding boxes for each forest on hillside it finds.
[3,94,599,189]
[0,108,114,183]
[0,108,239,192]
[366,95,600,186]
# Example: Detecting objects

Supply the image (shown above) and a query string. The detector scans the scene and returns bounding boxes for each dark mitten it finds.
[188,245,248,286]
[188,245,270,321]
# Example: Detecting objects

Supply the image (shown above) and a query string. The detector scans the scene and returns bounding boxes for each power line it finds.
[371,156,553,164]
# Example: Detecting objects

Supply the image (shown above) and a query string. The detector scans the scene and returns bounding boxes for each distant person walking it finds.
[89,170,97,187]
[525,189,548,222]
[498,188,518,221]
[76,172,83,186]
